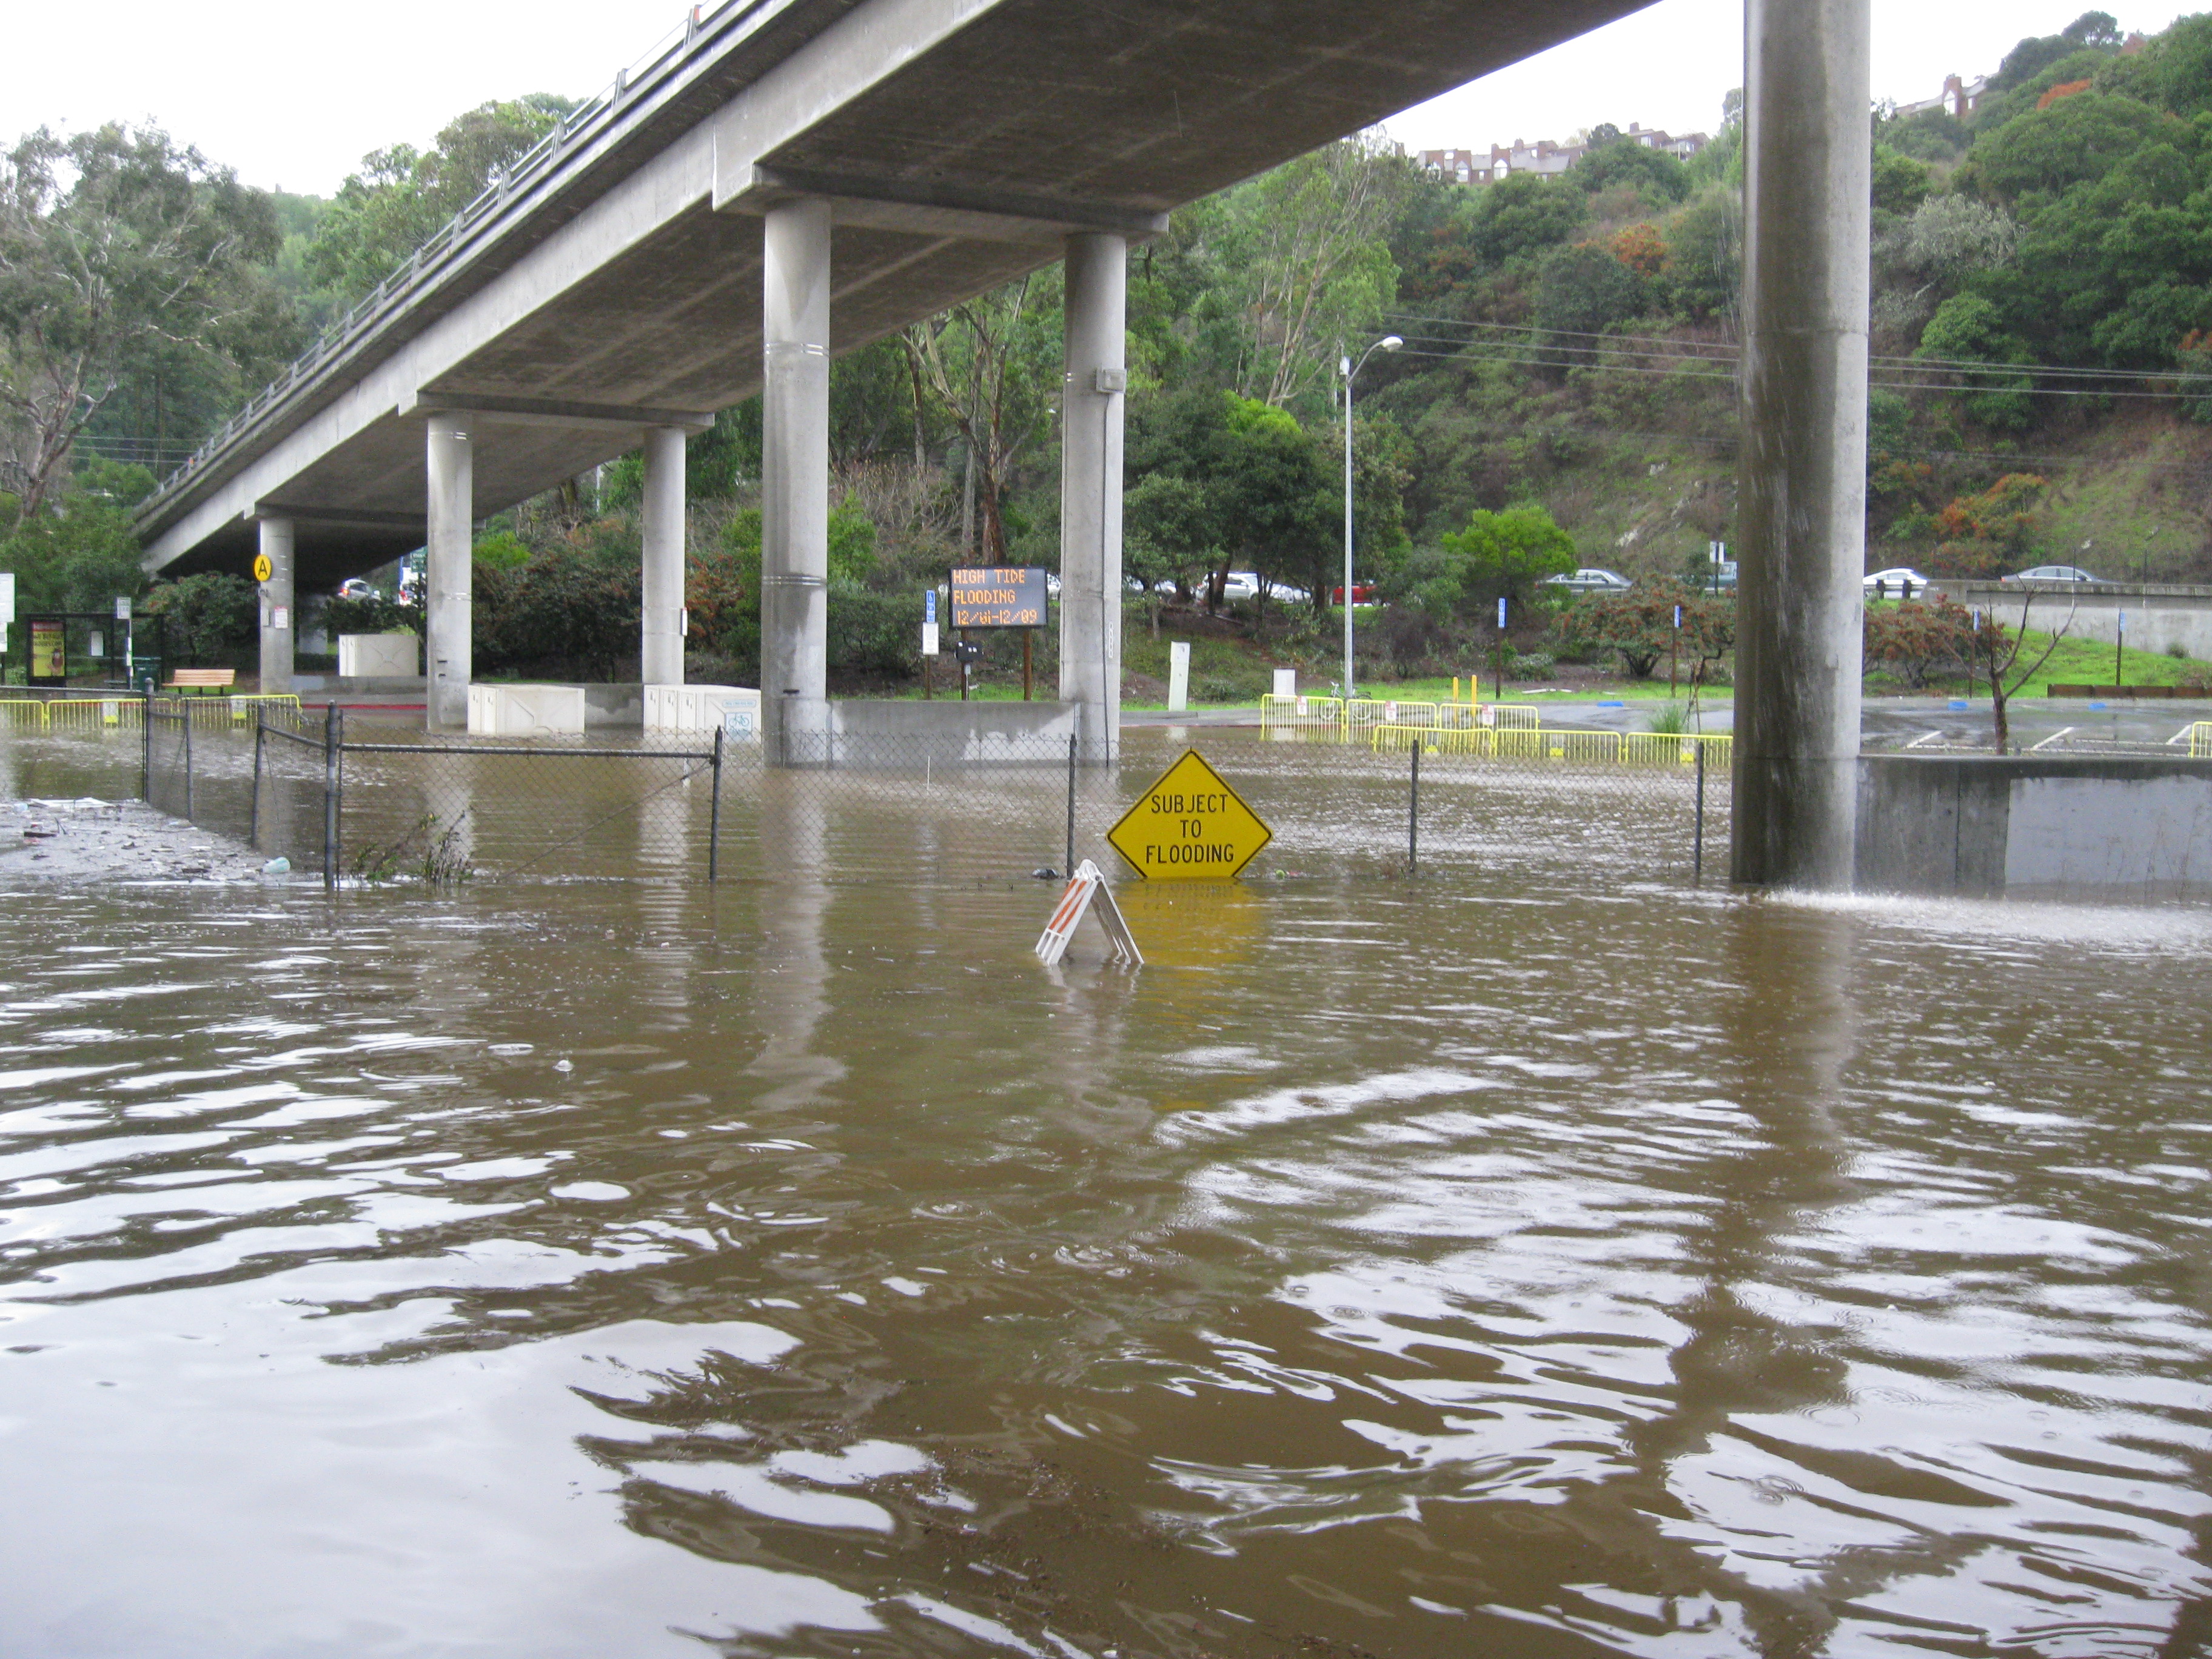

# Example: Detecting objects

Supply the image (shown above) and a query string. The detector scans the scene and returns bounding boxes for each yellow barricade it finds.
[1486,704,1542,731]
[0,699,49,732]
[1371,725,1490,756]
[1621,731,1732,766]
[180,692,302,728]
[2193,721,2212,760]
[1370,723,1734,769]
[47,697,146,729]
[1259,692,1346,739]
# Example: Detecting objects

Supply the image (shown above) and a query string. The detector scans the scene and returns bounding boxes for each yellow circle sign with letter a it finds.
[252,553,273,583]
[1108,749,1272,880]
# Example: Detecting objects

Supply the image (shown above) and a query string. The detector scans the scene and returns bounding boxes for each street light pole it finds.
[1341,334,1401,699]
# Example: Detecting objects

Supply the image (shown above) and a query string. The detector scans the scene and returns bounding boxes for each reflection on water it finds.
[3,791,2211,1655]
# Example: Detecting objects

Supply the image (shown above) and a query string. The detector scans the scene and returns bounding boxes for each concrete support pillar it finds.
[425,415,474,731]
[641,423,687,687]
[1059,232,1127,763]
[760,196,831,758]
[1732,0,1871,888]
[256,515,295,695]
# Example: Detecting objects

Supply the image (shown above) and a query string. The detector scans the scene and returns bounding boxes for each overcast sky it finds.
[3,0,2198,196]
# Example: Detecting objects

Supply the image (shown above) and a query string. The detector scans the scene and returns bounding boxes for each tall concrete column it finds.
[641,423,688,687]
[760,196,831,757]
[1059,232,1127,763]
[256,515,294,695]
[425,415,474,731]
[1732,0,1871,888]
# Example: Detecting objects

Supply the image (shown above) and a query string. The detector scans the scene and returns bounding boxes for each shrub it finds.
[142,572,256,665]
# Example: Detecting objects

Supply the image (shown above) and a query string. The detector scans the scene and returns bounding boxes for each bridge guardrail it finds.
[143,0,752,511]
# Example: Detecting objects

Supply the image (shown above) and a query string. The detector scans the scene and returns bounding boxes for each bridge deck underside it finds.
[147,0,1661,586]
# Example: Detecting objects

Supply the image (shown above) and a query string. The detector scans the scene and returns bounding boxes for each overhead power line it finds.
[1384,310,2210,391]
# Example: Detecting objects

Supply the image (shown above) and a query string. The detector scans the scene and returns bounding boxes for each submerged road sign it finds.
[1108,749,1272,880]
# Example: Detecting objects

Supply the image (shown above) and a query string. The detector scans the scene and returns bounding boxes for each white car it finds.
[1863,566,1932,598]
[336,578,380,601]
[2003,565,2097,583]
[1546,568,1633,594]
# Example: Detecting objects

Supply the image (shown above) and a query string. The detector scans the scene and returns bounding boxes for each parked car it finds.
[2003,565,2097,583]
[1863,566,1932,599]
[336,578,380,601]
[1330,583,1379,604]
[1544,568,1633,595]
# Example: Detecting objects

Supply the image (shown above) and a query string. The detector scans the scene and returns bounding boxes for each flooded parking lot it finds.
[5,732,2212,1657]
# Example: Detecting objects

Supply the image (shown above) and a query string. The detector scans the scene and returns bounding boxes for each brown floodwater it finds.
[5,734,2212,1658]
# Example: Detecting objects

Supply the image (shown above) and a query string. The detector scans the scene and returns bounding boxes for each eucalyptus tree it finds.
[0,122,287,520]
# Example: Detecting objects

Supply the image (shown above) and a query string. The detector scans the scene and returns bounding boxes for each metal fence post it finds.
[1694,740,1706,880]
[1409,740,1419,873]
[250,703,266,848]
[182,701,194,822]
[1066,732,1077,875]
[708,725,724,882]
[141,696,152,803]
[323,703,340,891]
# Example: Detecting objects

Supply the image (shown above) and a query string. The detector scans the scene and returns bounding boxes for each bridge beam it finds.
[425,416,474,731]
[760,195,832,759]
[1732,0,1870,888]
[256,515,295,696]
[642,424,688,688]
[1060,232,1127,763]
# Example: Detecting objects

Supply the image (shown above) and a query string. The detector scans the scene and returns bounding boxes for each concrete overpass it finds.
[134,0,1876,886]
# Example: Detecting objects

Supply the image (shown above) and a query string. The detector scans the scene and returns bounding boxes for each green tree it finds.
[309,96,577,305]
[0,123,290,518]
[1570,138,1692,206]
[1871,146,1933,215]
[1213,133,1413,409]
[1466,172,1590,268]
[1432,504,1576,614]
[1535,244,1649,349]
[1961,92,2183,207]
[142,572,256,665]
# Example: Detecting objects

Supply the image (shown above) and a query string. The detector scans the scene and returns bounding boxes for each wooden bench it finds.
[164,668,236,695]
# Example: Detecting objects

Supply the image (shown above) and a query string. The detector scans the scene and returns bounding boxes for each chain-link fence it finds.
[36,702,1729,888]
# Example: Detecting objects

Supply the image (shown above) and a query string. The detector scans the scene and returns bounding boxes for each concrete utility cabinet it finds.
[338,634,421,678]
[645,683,760,738]
[467,683,588,737]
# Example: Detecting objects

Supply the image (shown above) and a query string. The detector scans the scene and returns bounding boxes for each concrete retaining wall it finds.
[807,699,1078,765]
[1952,580,2212,660]
[1857,753,2212,899]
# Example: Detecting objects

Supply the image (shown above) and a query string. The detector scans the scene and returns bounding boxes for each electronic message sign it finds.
[950,567,1048,629]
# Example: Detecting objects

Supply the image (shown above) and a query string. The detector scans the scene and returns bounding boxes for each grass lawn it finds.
[1884,628,2212,699]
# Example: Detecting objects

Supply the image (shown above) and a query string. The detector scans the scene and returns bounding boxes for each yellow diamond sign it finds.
[1108,749,1272,880]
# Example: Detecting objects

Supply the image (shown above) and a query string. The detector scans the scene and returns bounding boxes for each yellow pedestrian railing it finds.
[1259,692,1345,738]
[1264,694,1547,741]
[0,692,303,734]
[1347,698,1439,731]
[47,697,147,729]
[2193,721,2212,759]
[1370,724,1734,770]
[195,692,301,728]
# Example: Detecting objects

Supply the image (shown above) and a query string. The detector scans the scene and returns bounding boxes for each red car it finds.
[1330,583,1378,604]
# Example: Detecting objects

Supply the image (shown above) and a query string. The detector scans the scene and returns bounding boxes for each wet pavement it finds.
[3,742,2212,1657]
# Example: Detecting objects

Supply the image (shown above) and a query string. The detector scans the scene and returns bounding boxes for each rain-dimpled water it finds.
[5,728,2212,1658]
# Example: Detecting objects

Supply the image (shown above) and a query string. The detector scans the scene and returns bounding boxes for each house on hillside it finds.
[1417,124,1703,187]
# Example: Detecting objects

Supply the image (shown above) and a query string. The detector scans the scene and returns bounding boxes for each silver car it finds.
[2003,565,2097,583]
[1546,568,1633,594]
